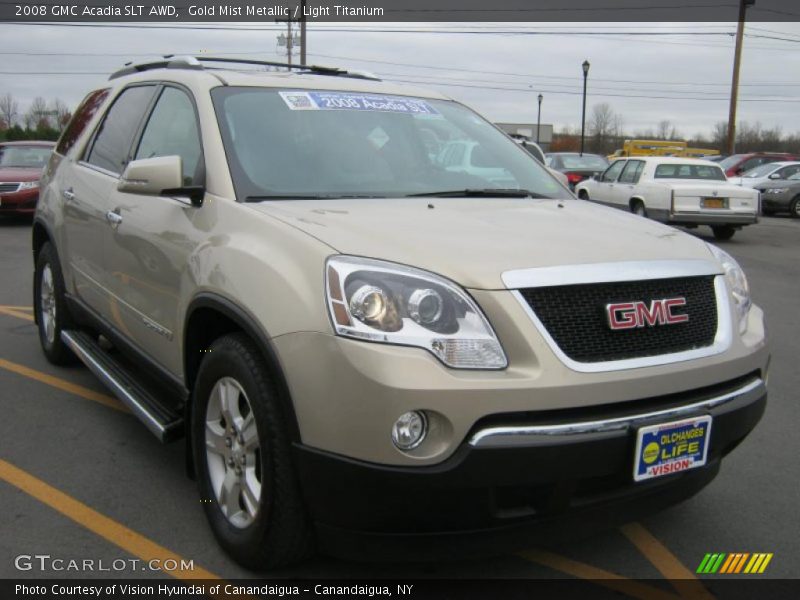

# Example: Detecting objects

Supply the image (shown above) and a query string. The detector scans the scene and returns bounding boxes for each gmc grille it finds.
[519,276,718,363]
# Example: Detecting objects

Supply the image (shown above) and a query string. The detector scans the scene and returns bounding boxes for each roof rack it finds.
[109,55,381,81]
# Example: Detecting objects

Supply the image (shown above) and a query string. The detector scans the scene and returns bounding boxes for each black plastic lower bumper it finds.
[293,378,766,561]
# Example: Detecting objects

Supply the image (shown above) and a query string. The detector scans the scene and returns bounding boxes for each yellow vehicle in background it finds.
[608,140,719,160]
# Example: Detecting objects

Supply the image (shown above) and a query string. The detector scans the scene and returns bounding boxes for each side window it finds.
[602,160,626,182]
[781,165,800,178]
[86,86,156,174]
[56,88,110,156]
[135,87,203,186]
[618,160,644,184]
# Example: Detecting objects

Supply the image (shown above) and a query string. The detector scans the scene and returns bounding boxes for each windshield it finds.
[718,154,746,170]
[0,145,52,169]
[653,163,726,181]
[558,154,609,170]
[212,88,568,200]
[742,163,781,178]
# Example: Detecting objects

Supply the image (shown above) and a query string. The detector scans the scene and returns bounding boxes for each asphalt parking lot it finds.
[1,214,797,595]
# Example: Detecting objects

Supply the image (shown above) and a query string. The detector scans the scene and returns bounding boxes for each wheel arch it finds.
[183,293,302,476]
[629,196,646,211]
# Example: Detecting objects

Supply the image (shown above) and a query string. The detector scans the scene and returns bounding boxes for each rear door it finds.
[102,84,205,372]
[63,84,157,317]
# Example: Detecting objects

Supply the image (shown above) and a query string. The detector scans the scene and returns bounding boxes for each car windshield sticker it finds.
[279,91,439,115]
[367,127,390,149]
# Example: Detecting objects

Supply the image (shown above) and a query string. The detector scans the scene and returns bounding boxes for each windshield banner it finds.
[279,91,439,115]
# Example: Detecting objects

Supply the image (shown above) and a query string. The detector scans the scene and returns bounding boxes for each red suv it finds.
[719,152,799,177]
[0,141,55,215]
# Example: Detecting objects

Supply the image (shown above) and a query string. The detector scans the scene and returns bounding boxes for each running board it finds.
[61,330,183,442]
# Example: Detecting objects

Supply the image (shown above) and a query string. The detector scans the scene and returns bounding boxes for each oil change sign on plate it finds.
[633,415,712,482]
[279,91,439,115]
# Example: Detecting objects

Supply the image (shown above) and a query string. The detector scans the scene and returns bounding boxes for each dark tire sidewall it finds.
[790,197,800,218]
[34,243,74,364]
[192,336,276,565]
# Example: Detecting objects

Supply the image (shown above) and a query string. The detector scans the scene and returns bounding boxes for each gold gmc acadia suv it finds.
[33,56,769,569]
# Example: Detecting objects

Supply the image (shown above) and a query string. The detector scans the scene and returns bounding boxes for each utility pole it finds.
[727,0,755,155]
[300,0,307,65]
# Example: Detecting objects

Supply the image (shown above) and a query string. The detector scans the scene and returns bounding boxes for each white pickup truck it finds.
[575,156,759,240]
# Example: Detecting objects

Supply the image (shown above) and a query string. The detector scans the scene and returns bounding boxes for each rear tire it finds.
[790,196,800,219]
[712,225,736,241]
[34,242,76,365]
[192,333,313,570]
[631,200,647,217]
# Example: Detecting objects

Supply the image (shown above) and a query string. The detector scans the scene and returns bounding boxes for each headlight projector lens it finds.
[408,288,444,325]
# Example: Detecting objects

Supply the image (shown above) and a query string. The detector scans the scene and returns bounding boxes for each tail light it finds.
[565,172,584,184]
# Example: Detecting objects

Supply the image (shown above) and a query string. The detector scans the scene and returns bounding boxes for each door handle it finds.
[62,188,75,202]
[106,210,123,228]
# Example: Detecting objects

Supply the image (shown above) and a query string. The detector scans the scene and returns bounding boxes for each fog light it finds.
[391,411,427,451]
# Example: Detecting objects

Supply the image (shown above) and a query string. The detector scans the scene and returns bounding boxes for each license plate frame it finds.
[633,415,712,482]
[701,197,727,209]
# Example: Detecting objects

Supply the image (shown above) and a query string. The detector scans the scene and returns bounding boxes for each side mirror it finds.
[118,156,204,207]
[768,172,782,179]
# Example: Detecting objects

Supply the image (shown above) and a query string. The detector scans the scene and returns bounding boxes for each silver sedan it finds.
[759,172,800,217]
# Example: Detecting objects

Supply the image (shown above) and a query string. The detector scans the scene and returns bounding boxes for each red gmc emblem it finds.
[606,298,689,330]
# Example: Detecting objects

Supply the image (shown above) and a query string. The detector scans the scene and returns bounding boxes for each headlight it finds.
[18,181,39,191]
[706,243,751,334]
[325,256,507,369]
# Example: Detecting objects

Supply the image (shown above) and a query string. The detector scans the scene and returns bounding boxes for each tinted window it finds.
[602,160,626,182]
[56,88,110,156]
[618,160,644,184]
[135,87,203,186]
[778,165,800,179]
[86,86,156,174]
[653,164,726,181]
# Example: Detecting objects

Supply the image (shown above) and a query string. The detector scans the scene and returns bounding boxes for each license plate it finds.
[633,415,712,482]
[701,197,726,209]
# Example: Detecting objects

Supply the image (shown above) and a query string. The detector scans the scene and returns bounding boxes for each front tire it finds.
[192,333,313,570]
[34,242,76,365]
[712,225,736,241]
[790,196,800,219]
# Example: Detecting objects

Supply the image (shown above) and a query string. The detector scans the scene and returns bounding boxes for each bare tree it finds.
[656,120,679,140]
[588,103,617,153]
[24,96,50,130]
[711,121,728,150]
[49,98,72,132]
[0,93,18,129]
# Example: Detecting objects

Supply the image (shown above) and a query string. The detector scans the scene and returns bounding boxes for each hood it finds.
[249,198,715,289]
[0,166,42,182]
[759,179,800,191]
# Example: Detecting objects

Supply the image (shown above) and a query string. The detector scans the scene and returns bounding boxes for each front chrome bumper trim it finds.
[468,377,764,448]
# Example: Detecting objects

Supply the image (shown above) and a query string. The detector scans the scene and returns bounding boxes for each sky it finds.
[2,21,800,138]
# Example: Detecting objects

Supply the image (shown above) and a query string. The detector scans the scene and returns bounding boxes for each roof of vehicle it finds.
[546,152,606,157]
[108,56,451,101]
[0,140,56,147]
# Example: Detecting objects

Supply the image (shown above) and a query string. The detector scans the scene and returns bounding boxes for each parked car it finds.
[0,141,55,215]
[758,172,800,217]
[546,152,609,189]
[575,156,759,240]
[718,152,799,177]
[728,161,800,188]
[510,137,570,187]
[33,56,768,569]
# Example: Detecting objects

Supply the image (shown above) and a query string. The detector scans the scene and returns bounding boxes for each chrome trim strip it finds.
[468,377,764,448]
[61,330,168,440]
[506,262,732,372]
[501,259,722,289]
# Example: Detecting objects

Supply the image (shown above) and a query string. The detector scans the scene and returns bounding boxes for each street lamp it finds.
[536,93,543,145]
[580,60,590,156]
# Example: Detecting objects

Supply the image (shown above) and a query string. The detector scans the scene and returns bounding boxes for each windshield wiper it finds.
[245,194,387,202]
[407,188,552,199]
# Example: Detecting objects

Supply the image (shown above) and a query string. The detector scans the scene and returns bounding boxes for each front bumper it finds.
[668,212,758,226]
[296,375,766,560]
[0,188,39,214]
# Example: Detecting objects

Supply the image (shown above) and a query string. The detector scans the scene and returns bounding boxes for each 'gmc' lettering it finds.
[606,298,689,330]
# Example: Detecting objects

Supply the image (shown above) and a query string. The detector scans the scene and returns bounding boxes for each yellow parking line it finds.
[0,357,128,413]
[0,458,219,581]
[621,523,714,600]
[519,549,682,600]
[0,306,34,322]
[0,305,33,311]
